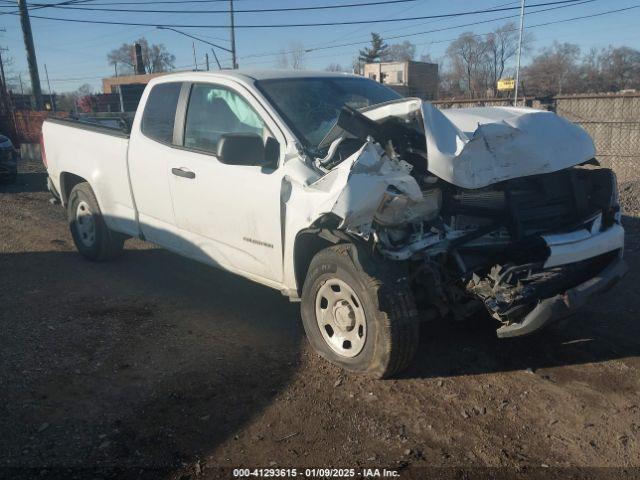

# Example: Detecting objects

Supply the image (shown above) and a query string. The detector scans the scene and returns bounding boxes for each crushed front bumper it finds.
[495,255,628,338]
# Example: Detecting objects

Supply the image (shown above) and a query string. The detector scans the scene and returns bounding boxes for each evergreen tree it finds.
[358,33,388,63]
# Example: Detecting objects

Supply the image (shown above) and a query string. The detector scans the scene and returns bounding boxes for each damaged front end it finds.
[467,252,628,337]
[302,98,626,337]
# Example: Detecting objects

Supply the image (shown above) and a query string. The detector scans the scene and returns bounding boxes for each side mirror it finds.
[216,133,279,168]
[264,137,280,169]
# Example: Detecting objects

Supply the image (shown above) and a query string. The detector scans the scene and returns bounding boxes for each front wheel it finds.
[67,182,125,261]
[301,244,420,379]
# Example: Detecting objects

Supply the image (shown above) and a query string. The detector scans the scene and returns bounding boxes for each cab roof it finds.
[157,69,358,82]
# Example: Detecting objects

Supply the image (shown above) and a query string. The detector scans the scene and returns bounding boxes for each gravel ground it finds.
[1,161,639,480]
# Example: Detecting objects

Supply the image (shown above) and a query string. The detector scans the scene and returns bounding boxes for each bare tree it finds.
[439,24,638,98]
[0,50,23,93]
[352,56,364,75]
[382,41,416,62]
[325,63,347,72]
[446,32,490,97]
[485,22,533,95]
[77,84,94,96]
[419,53,434,63]
[276,49,290,69]
[290,43,307,70]
[53,83,95,112]
[275,42,307,70]
[598,46,640,91]
[579,47,604,92]
[523,42,581,96]
[107,37,175,74]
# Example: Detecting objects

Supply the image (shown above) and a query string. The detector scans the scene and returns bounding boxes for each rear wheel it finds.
[67,182,125,261]
[301,243,420,379]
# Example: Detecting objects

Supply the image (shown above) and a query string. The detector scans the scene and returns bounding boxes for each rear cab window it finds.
[141,82,182,143]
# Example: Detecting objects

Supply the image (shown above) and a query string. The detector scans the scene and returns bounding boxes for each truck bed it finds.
[42,117,138,237]
[45,116,131,139]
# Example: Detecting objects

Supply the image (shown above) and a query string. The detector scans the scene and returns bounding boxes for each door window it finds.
[141,82,182,143]
[183,84,267,155]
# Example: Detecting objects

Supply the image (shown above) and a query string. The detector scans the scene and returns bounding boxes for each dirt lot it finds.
[1,160,640,479]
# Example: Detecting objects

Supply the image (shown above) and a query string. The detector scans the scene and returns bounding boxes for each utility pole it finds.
[19,74,24,95]
[18,0,43,109]
[157,27,231,70]
[118,85,124,113]
[44,63,54,112]
[0,49,7,95]
[211,48,222,70]
[192,41,198,71]
[205,53,210,71]
[514,0,525,107]
[229,0,237,69]
[0,48,8,113]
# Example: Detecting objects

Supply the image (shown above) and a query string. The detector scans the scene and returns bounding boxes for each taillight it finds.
[40,131,47,168]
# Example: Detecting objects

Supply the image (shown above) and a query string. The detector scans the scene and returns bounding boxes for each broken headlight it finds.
[374,188,441,226]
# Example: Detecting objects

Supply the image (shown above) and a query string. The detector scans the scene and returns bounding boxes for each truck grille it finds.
[447,166,616,239]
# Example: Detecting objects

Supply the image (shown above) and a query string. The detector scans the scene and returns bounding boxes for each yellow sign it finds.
[497,78,515,91]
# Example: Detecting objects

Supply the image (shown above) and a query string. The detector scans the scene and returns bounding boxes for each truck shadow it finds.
[404,214,640,380]
[0,244,302,477]
[0,171,48,193]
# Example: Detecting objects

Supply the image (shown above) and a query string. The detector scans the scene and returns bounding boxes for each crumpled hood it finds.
[420,103,596,189]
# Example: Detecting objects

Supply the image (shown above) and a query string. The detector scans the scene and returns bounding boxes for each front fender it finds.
[280,141,421,293]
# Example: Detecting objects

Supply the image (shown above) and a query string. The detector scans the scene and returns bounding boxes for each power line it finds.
[44,3,639,84]
[6,0,590,28]
[238,0,597,60]
[157,26,231,53]
[0,0,98,16]
[8,0,431,14]
[319,0,520,57]
[76,0,245,3]
[239,4,640,67]
[191,32,230,43]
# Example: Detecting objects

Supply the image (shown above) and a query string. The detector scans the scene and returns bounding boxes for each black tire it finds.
[301,243,420,379]
[67,182,125,261]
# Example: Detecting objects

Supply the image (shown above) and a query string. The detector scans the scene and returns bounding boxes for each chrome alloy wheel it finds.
[315,278,367,358]
[75,200,96,248]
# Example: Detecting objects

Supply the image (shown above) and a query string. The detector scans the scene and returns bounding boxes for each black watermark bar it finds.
[1,467,640,480]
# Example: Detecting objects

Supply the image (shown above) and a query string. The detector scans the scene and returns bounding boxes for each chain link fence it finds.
[553,94,640,184]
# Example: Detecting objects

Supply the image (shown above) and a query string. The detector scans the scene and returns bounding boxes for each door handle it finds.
[171,167,196,179]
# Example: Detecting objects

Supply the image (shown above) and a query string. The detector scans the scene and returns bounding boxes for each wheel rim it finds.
[75,200,96,248]
[315,278,367,358]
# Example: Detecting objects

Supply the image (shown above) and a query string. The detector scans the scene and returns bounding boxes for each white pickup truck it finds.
[42,70,626,378]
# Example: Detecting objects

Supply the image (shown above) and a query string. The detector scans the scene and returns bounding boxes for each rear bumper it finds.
[496,255,628,338]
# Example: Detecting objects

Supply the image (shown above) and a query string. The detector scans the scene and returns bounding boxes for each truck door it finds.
[128,81,185,250]
[167,81,286,285]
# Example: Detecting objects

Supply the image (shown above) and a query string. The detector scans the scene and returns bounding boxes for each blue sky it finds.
[1,0,639,92]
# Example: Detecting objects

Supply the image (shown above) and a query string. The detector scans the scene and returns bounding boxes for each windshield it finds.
[255,76,402,150]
